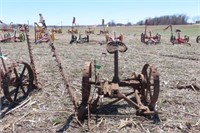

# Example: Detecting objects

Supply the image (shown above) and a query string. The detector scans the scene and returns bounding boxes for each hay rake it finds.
[76,32,160,122]
[0,26,39,104]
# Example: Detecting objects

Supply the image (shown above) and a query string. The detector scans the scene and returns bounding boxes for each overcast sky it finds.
[0,0,199,25]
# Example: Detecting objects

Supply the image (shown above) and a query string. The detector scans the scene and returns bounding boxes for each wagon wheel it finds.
[141,64,159,110]
[18,33,25,42]
[184,35,189,43]
[197,36,200,43]
[2,62,34,104]
[77,62,92,121]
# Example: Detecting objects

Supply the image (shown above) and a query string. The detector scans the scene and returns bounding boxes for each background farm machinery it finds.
[69,17,90,44]
[0,27,39,105]
[34,14,55,44]
[141,20,161,44]
[36,14,161,124]
[76,32,160,123]
[0,21,14,32]
[85,27,95,35]
[0,30,25,43]
[51,25,62,34]
[164,25,190,45]
[99,19,109,35]
[0,21,26,43]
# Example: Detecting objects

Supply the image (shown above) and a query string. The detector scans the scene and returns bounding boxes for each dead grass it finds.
[0,25,200,133]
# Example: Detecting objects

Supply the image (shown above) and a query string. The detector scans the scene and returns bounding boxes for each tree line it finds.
[136,14,189,25]
[106,14,190,26]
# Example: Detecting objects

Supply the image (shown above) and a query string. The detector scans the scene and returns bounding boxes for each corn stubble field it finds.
[0,25,200,133]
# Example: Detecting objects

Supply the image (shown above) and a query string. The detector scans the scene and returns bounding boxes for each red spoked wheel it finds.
[2,62,34,104]
[141,64,160,110]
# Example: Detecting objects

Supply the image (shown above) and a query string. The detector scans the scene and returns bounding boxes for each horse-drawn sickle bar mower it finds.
[141,20,161,45]
[164,25,190,45]
[76,32,161,124]
[1,14,161,127]
[0,26,39,105]
[36,14,161,125]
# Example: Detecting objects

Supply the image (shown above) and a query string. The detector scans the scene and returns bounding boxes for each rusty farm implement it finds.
[85,27,95,35]
[34,14,55,44]
[141,20,161,45]
[99,19,109,35]
[0,26,39,105]
[0,21,14,32]
[69,17,90,44]
[163,25,190,45]
[67,17,78,34]
[38,14,160,126]
[0,21,25,43]
[76,32,160,123]
[0,30,25,43]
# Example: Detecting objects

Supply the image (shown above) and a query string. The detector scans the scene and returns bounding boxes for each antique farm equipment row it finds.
[164,25,190,45]
[76,32,160,122]
[0,26,39,104]
[141,20,161,44]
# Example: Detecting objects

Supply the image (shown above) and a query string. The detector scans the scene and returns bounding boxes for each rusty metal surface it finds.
[77,32,160,122]
[141,64,160,109]
[82,62,92,105]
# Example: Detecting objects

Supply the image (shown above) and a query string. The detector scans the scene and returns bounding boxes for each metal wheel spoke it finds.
[19,65,27,81]
[14,85,20,101]
[14,68,19,79]
[20,85,26,95]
